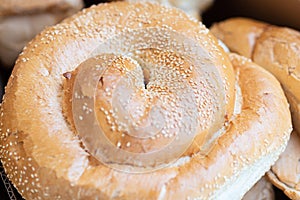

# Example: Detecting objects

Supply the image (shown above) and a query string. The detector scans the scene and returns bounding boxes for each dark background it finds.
[1,0,298,199]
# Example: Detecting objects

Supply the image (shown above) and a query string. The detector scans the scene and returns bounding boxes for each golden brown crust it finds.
[0,3,292,199]
[253,26,300,136]
[164,53,291,199]
[211,17,300,200]
[211,17,300,135]
[210,18,268,58]
[0,0,83,16]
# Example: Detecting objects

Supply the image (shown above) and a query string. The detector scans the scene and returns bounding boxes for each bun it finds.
[0,0,83,67]
[0,3,292,199]
[211,17,300,200]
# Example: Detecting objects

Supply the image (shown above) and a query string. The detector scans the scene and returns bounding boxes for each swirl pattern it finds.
[0,2,292,200]
[67,26,231,172]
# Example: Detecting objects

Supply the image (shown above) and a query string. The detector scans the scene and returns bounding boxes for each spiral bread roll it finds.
[211,17,300,199]
[0,2,292,199]
[0,0,83,68]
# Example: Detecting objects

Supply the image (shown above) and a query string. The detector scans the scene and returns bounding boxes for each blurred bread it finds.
[242,176,274,200]
[267,131,300,199]
[0,0,83,68]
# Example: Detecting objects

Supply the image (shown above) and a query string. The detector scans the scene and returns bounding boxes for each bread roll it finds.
[267,131,300,199]
[0,2,292,199]
[211,17,300,200]
[242,176,274,200]
[0,0,83,68]
[211,17,300,136]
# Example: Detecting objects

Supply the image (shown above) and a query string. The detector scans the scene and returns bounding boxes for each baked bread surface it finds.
[0,3,292,200]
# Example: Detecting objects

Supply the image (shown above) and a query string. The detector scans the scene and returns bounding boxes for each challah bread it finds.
[211,17,300,200]
[0,0,83,68]
[0,3,292,199]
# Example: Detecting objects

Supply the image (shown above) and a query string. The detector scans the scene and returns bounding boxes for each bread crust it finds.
[210,18,268,58]
[0,3,292,199]
[211,18,300,135]
[211,17,300,200]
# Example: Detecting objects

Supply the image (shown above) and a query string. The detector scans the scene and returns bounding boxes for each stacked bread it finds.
[0,2,295,200]
[211,17,300,200]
